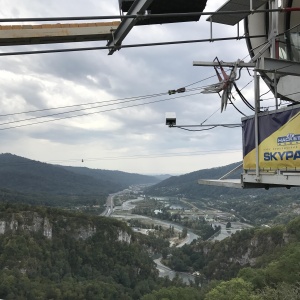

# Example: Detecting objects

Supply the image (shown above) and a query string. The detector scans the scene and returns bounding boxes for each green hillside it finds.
[0,153,159,196]
[145,162,244,198]
[145,161,300,199]
[62,166,160,187]
[0,204,159,299]
[159,217,300,299]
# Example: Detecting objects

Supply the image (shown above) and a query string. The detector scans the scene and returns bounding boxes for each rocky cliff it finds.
[0,206,132,244]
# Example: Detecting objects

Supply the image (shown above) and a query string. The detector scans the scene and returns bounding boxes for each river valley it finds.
[106,190,253,284]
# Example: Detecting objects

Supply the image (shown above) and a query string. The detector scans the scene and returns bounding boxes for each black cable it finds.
[177,126,217,132]
[261,91,300,101]
[0,91,203,130]
[0,93,169,126]
[200,108,220,125]
[184,74,217,88]
[0,74,218,119]
[175,124,241,132]
[228,95,247,117]
[233,82,255,111]
[0,85,212,126]
[0,8,284,23]
[0,35,267,57]
[0,92,167,117]
[260,89,272,98]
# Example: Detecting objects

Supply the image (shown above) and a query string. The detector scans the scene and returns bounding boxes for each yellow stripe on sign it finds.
[244,111,300,170]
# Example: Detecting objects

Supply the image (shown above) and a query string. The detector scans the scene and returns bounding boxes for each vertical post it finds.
[274,72,279,109]
[271,0,279,109]
[254,65,260,181]
[210,19,213,41]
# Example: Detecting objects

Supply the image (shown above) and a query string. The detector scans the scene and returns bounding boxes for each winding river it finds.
[110,196,252,284]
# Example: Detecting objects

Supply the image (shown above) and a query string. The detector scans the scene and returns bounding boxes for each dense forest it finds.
[0,187,107,209]
[0,204,187,299]
[1,203,300,299]
[0,153,160,209]
[0,153,159,196]
[2,155,300,299]
[159,217,300,299]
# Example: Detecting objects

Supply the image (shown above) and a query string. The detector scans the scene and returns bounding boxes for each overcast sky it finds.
[0,0,263,174]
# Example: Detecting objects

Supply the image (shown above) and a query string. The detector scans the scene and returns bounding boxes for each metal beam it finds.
[243,172,300,187]
[257,57,300,77]
[193,61,256,68]
[198,179,243,188]
[0,22,120,46]
[107,0,154,55]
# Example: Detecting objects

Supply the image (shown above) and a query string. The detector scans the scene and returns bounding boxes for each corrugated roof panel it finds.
[119,0,208,25]
[207,0,268,26]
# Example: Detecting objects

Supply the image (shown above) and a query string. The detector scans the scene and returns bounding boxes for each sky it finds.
[0,0,265,174]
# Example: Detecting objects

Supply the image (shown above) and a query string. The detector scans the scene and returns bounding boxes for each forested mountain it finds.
[0,153,159,196]
[161,216,300,299]
[62,166,160,187]
[146,162,243,199]
[145,161,300,200]
[2,204,300,299]
[0,204,159,299]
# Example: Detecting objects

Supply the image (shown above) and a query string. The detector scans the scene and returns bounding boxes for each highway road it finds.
[101,193,117,216]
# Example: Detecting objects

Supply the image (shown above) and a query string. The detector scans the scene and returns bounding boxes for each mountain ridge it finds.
[0,153,160,196]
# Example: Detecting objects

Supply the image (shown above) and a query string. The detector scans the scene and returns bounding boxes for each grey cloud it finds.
[0,0,248,173]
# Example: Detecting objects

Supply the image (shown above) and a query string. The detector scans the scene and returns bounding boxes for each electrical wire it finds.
[0,74,219,120]
[0,93,171,126]
[233,82,255,111]
[0,8,286,23]
[260,89,272,98]
[0,34,267,57]
[184,74,217,88]
[261,91,300,101]
[0,148,242,167]
[228,95,247,116]
[0,91,203,130]
[200,107,220,125]
[241,40,270,61]
[175,126,216,132]
[0,86,214,127]
[176,123,241,132]
[0,92,168,117]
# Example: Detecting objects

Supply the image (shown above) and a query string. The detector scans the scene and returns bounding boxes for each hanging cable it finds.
[0,82,217,126]
[0,35,267,57]
[0,74,219,119]
[233,82,255,111]
[177,126,217,132]
[228,95,247,116]
[0,91,203,130]
[0,92,167,117]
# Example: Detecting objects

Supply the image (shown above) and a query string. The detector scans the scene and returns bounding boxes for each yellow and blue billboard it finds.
[243,106,300,170]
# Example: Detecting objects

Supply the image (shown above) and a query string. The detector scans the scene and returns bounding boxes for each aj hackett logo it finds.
[277,133,300,145]
[264,133,300,161]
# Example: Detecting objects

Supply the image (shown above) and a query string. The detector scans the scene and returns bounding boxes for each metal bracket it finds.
[107,0,154,55]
